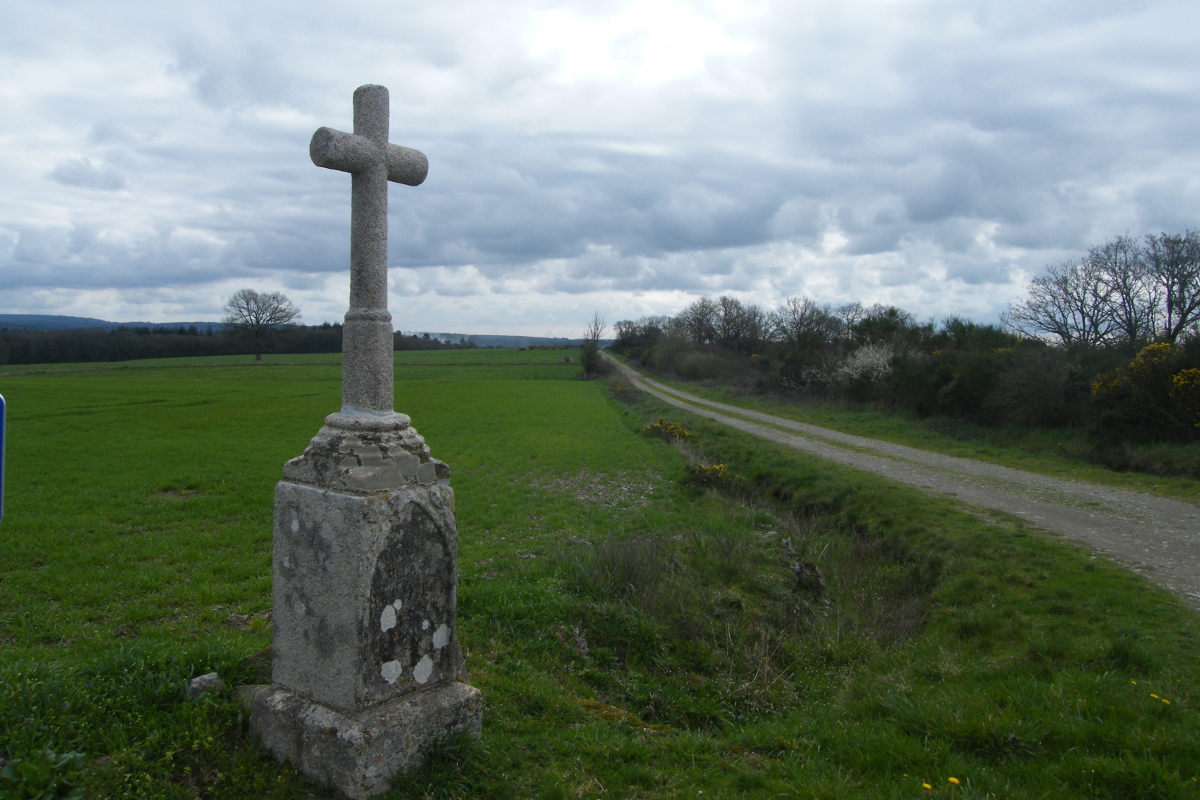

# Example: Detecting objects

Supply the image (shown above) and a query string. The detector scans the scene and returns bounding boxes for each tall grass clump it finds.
[0,641,294,798]
[550,451,945,731]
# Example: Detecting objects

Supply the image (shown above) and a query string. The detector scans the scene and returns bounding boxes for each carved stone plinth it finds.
[251,413,481,798]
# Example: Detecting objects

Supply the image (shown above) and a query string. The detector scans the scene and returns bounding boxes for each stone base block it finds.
[250,681,482,800]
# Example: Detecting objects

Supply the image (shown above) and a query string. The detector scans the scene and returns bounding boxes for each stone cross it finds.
[250,85,480,800]
[309,83,428,417]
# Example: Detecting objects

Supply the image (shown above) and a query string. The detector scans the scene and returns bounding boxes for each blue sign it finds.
[0,393,5,523]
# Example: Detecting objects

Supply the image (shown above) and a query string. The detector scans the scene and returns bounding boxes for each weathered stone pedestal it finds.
[250,413,482,799]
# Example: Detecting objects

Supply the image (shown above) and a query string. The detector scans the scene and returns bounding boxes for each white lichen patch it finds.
[380,604,397,632]
[432,623,451,649]
[380,659,404,684]
[291,518,300,533]
[413,654,433,684]
[421,619,430,631]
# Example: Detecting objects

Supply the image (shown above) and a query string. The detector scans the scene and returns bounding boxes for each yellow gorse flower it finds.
[642,417,691,443]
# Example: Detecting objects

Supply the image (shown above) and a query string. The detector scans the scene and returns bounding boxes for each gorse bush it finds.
[1092,343,1200,439]
[641,417,690,443]
[681,462,730,492]
[1170,369,1200,430]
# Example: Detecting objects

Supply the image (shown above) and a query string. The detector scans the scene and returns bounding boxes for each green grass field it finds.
[1,350,1199,799]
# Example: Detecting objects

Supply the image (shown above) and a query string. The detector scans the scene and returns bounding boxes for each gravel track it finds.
[610,358,1200,612]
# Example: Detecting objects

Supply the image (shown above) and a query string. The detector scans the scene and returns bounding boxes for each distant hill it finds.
[0,314,220,333]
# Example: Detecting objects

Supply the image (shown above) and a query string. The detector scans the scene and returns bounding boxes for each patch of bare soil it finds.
[528,467,659,509]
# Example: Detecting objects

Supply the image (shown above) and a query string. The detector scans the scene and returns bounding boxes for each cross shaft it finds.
[310,84,428,416]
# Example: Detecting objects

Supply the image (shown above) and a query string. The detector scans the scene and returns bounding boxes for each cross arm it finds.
[310,127,429,185]
[386,144,428,186]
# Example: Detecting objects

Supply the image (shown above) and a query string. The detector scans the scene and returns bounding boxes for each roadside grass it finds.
[0,351,1197,798]
[627,366,1200,502]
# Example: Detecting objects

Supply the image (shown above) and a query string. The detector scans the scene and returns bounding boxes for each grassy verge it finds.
[626,365,1200,503]
[1,352,1198,798]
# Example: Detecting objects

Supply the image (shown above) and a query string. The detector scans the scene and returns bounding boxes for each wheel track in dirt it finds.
[608,356,1200,612]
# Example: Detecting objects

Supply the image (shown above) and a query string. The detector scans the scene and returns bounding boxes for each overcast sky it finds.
[2,0,1198,336]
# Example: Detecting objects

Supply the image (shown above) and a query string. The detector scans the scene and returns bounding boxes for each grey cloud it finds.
[88,122,141,146]
[3,0,1200,331]
[49,158,126,190]
[10,225,70,265]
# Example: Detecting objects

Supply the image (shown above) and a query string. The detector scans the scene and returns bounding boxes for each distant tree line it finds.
[614,234,1200,449]
[0,323,477,367]
[394,332,477,351]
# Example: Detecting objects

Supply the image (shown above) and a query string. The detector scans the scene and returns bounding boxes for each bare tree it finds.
[223,289,301,360]
[1010,231,1200,348]
[1089,234,1157,346]
[771,297,844,391]
[1006,259,1117,346]
[580,311,607,376]
[836,302,865,338]
[677,298,719,346]
[772,297,840,346]
[738,302,771,354]
[1144,230,1200,343]
[712,296,769,354]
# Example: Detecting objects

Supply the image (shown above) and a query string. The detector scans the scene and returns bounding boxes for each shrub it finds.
[646,331,693,374]
[681,463,729,491]
[1091,343,1198,438]
[641,417,690,444]
[1171,368,1200,430]
[835,343,894,401]
[983,346,1082,428]
[675,351,743,382]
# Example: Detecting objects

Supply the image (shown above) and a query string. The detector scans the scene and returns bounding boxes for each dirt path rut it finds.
[610,357,1200,612]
